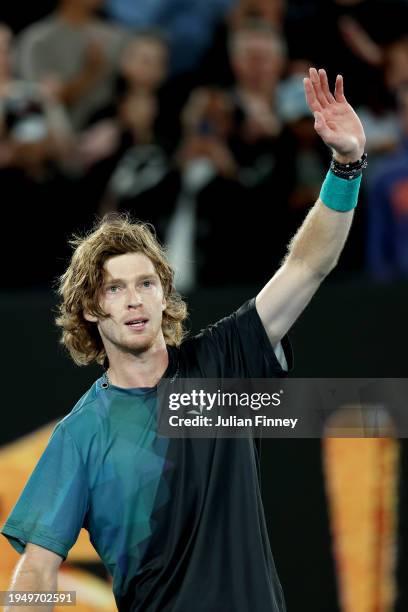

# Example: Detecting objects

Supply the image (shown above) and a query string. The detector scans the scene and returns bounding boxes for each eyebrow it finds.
[103,274,158,285]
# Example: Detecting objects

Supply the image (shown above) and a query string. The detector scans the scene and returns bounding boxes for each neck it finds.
[57,2,94,25]
[106,339,169,388]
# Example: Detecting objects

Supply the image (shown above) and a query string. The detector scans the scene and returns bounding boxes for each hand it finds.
[240,94,281,141]
[304,67,366,163]
[177,135,237,179]
[78,120,120,167]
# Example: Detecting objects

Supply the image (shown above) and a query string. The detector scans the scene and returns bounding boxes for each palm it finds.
[304,68,366,161]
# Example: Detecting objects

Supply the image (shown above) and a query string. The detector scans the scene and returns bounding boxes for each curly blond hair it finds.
[56,215,188,365]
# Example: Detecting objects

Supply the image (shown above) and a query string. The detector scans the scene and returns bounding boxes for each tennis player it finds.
[2,68,366,611]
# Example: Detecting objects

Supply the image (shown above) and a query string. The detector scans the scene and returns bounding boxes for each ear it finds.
[161,296,167,312]
[83,311,98,323]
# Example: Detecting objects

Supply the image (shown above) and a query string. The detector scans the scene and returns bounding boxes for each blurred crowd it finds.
[1,0,408,290]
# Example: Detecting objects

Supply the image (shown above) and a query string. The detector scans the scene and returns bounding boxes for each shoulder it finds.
[196,298,258,337]
[17,17,56,46]
[55,380,105,447]
[177,299,291,378]
[181,298,257,355]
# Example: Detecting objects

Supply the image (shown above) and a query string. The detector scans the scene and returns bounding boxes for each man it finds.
[225,21,292,285]
[228,20,286,138]
[16,0,126,129]
[1,68,366,611]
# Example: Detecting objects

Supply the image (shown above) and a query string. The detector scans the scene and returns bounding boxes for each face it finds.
[231,32,284,91]
[120,38,168,91]
[85,253,167,359]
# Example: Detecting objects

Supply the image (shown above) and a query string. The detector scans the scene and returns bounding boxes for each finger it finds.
[318,69,336,104]
[334,74,347,103]
[303,77,322,113]
[310,67,328,108]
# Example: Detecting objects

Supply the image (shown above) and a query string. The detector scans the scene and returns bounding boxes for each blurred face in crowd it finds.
[85,253,167,358]
[230,29,285,93]
[120,37,168,92]
[0,24,12,83]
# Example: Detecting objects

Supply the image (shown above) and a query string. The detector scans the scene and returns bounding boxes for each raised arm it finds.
[256,67,366,344]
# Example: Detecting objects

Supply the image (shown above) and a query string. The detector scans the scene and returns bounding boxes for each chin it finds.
[127,334,156,354]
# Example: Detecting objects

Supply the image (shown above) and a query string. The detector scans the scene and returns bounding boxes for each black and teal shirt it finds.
[1,299,292,611]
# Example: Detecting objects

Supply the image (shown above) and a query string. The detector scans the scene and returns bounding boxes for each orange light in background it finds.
[324,436,398,612]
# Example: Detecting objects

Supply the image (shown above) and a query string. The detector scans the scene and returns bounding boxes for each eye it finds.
[107,285,121,293]
[142,280,152,288]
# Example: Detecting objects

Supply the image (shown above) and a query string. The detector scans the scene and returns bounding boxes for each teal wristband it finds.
[319,170,362,212]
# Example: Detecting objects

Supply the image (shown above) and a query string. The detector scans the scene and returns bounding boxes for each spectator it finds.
[15,0,126,130]
[100,88,171,220]
[119,30,169,97]
[166,86,238,291]
[78,30,170,168]
[161,21,296,289]
[227,21,288,182]
[0,22,74,169]
[0,23,82,287]
[76,31,173,228]
[366,84,408,281]
[226,21,293,278]
[0,82,81,287]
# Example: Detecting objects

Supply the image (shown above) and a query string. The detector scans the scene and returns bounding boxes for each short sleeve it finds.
[184,298,293,378]
[1,424,89,560]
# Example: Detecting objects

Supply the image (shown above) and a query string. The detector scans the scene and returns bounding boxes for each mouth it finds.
[125,318,149,331]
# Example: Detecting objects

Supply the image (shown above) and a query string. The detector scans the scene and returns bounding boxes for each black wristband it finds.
[330,152,368,180]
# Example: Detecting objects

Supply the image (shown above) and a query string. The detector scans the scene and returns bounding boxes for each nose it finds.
[126,286,143,309]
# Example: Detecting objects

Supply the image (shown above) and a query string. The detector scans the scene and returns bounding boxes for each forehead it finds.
[127,37,167,58]
[103,252,158,280]
[233,32,282,58]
